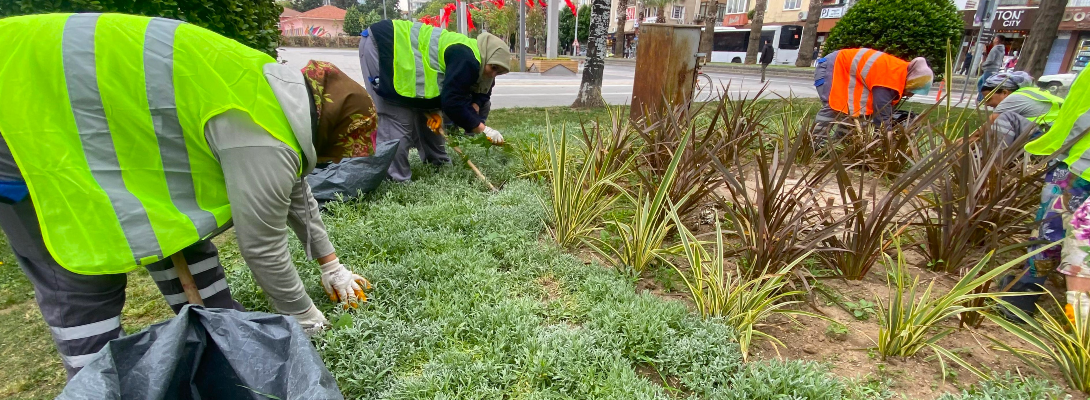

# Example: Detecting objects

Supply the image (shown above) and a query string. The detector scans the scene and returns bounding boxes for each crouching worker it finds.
[979,71,1063,145]
[1024,68,1090,326]
[812,48,933,144]
[359,20,510,182]
[977,71,1070,318]
[0,13,375,378]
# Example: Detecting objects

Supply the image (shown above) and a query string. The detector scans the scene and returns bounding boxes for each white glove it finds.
[482,126,504,145]
[319,258,371,308]
[291,305,329,337]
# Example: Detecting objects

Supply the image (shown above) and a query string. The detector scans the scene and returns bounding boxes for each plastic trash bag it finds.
[306,139,399,204]
[58,305,344,400]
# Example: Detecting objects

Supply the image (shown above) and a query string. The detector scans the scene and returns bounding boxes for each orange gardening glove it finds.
[426,112,443,134]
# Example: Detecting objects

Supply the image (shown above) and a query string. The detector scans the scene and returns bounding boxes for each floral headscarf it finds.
[302,60,378,160]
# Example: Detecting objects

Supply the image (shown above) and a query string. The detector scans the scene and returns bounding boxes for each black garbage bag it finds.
[306,139,399,204]
[58,306,343,400]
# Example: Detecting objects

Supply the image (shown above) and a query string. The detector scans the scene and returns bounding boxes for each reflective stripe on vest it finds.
[391,20,480,99]
[0,13,302,274]
[1027,69,1090,179]
[1009,87,1064,125]
[828,48,909,118]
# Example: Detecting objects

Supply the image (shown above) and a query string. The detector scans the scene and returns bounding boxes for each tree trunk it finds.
[613,0,629,57]
[744,0,767,64]
[1015,0,1065,77]
[657,5,666,23]
[573,0,611,108]
[794,0,822,67]
[699,1,717,55]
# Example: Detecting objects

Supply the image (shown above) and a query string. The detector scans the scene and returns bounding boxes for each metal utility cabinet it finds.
[630,23,702,120]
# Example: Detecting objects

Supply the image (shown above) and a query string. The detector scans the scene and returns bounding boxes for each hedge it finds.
[0,0,282,57]
[823,0,962,77]
[281,35,361,48]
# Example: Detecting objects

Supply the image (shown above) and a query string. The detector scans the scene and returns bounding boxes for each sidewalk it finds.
[587,56,978,87]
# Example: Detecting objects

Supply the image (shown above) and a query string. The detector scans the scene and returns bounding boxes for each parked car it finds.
[1038,73,1078,94]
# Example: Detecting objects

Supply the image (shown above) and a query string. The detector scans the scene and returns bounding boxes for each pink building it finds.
[280,5,347,37]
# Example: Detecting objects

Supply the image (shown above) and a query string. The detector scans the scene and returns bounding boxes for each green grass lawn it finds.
[0,104,1042,399]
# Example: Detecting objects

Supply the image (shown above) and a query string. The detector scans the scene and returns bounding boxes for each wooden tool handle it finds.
[451,145,498,192]
[171,252,204,306]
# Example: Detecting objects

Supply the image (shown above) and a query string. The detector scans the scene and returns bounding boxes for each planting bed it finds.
[0,105,1080,399]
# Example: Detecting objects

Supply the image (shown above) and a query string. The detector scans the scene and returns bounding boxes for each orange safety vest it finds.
[827,48,909,118]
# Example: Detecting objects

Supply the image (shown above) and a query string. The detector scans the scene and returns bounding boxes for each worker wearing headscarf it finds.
[1016,68,1090,327]
[980,71,1064,145]
[978,71,1072,320]
[812,49,933,143]
[0,13,375,378]
[360,19,511,182]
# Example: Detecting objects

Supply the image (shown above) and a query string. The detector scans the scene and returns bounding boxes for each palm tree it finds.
[698,1,721,54]
[573,0,611,107]
[795,0,823,67]
[613,0,630,57]
[743,0,767,64]
[642,0,673,23]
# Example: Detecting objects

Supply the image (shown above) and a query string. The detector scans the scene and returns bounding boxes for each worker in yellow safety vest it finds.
[359,19,511,182]
[979,71,1064,145]
[0,13,376,378]
[1022,68,1090,326]
[977,71,1072,321]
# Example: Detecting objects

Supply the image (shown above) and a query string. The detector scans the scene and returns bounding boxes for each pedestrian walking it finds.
[960,52,973,75]
[760,40,775,83]
[978,35,1008,102]
[0,13,376,379]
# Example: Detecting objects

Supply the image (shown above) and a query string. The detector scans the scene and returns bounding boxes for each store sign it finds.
[820,6,843,19]
[960,7,1036,31]
[626,6,635,20]
[1060,7,1090,30]
[994,9,1029,28]
[723,13,747,26]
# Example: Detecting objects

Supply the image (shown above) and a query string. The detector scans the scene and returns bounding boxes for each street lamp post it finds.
[573,4,578,56]
[519,0,527,71]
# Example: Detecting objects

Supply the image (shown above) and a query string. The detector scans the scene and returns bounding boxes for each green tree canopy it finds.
[472,2,516,41]
[356,0,400,21]
[414,0,453,17]
[559,4,590,52]
[291,0,360,12]
[823,0,961,76]
[0,0,283,56]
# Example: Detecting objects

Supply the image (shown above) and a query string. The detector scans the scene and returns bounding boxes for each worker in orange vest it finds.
[812,48,934,143]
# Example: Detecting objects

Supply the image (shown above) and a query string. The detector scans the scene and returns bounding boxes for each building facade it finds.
[607,0,848,58]
[280,5,347,37]
[958,0,1090,75]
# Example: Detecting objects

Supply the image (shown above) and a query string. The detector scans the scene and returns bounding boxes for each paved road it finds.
[279,47,978,109]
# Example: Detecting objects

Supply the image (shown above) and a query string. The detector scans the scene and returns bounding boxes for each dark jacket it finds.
[368,20,490,132]
[760,44,775,65]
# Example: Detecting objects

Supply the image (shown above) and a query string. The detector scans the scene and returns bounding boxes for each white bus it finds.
[710,25,803,65]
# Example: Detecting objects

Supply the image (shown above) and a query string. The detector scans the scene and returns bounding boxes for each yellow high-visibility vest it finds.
[0,13,303,274]
[391,20,480,99]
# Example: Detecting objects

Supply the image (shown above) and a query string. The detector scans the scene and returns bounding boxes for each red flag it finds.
[538,0,546,8]
[468,15,476,30]
[492,0,505,8]
[563,0,576,15]
[524,0,533,7]
[441,3,456,27]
